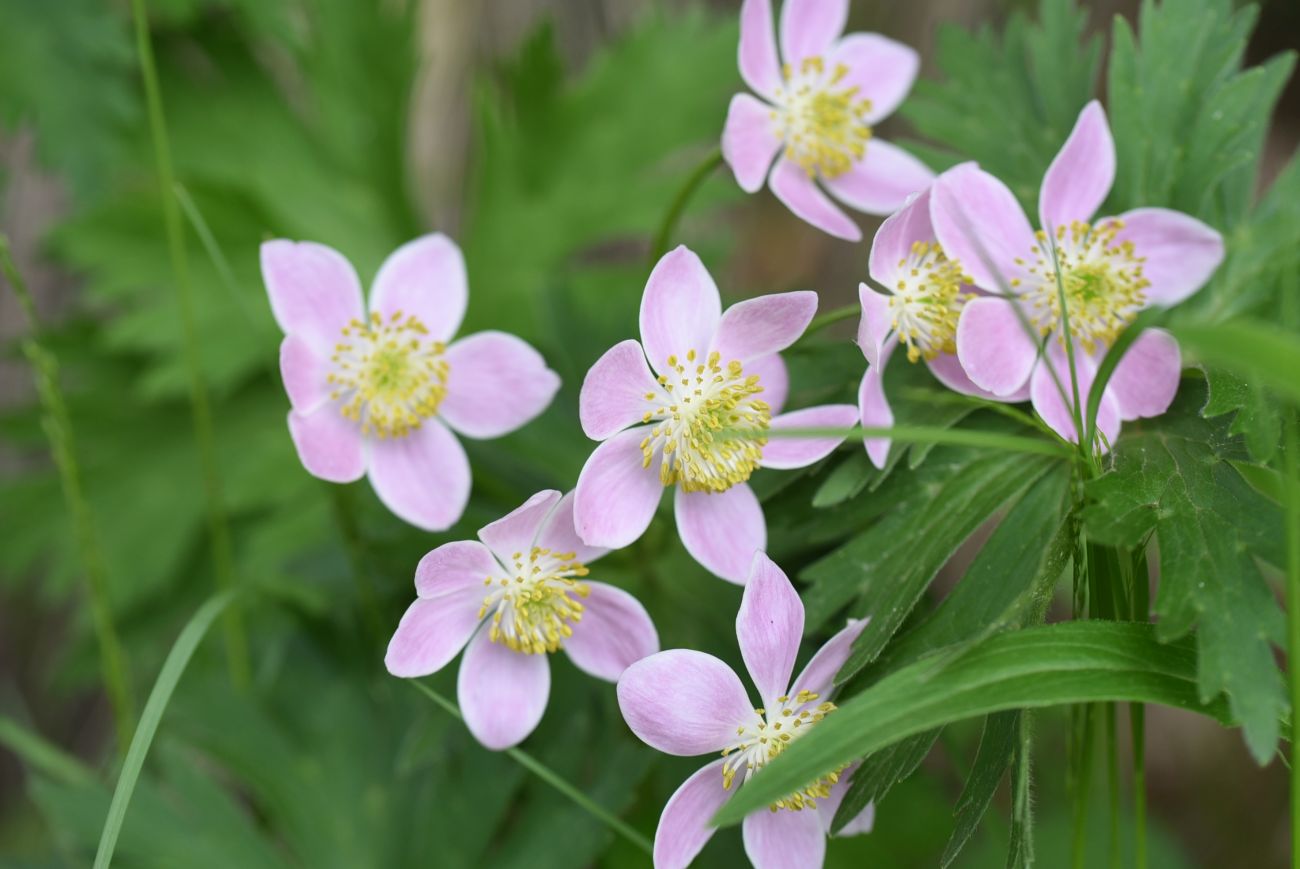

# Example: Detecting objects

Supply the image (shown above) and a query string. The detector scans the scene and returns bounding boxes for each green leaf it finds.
[941,711,1019,868]
[827,730,941,835]
[1006,712,1036,868]
[1175,320,1300,408]
[1202,365,1281,462]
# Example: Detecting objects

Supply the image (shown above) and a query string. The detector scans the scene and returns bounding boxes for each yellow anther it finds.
[773,56,874,179]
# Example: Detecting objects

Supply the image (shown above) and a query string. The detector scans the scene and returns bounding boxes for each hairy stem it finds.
[647,147,723,266]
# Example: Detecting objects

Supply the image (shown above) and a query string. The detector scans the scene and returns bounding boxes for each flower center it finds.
[721,690,842,811]
[328,311,449,438]
[889,240,970,362]
[772,57,873,179]
[479,547,590,655]
[640,350,771,494]
[1014,220,1150,355]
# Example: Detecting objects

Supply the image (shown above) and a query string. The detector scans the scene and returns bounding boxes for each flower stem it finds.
[328,484,387,646]
[647,146,723,266]
[0,236,136,756]
[741,424,1072,459]
[130,0,249,689]
[409,681,654,855]
[803,302,860,336]
[1281,268,1300,869]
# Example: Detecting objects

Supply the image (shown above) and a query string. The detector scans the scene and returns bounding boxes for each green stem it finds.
[1070,704,1096,869]
[740,424,1072,459]
[328,485,387,645]
[130,0,249,688]
[1281,268,1300,869]
[1044,228,1089,466]
[648,146,723,266]
[0,237,135,756]
[173,183,271,341]
[410,681,654,855]
[803,302,859,336]
[1132,701,1147,869]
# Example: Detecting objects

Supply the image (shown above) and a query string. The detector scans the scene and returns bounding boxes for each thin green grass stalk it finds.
[410,681,654,856]
[130,0,249,688]
[0,716,95,787]
[647,146,723,266]
[1280,268,1300,869]
[894,386,1061,439]
[328,485,388,646]
[93,591,237,869]
[1132,701,1147,869]
[173,183,271,339]
[1043,228,1089,466]
[1070,704,1096,869]
[740,424,1072,459]
[0,237,135,756]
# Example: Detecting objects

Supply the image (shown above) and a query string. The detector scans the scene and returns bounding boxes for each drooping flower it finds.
[617,552,874,869]
[386,489,659,750]
[573,246,857,583]
[929,101,1224,445]
[722,0,933,241]
[262,234,560,530]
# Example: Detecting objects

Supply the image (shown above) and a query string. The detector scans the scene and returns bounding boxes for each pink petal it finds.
[579,339,663,441]
[724,93,782,193]
[739,0,782,99]
[779,0,847,67]
[829,33,920,124]
[736,552,804,706]
[563,581,659,681]
[384,593,482,678]
[534,490,609,565]
[286,405,364,483]
[1109,208,1225,307]
[955,296,1040,396]
[439,331,560,439]
[1029,342,1121,446]
[823,138,934,217]
[926,350,1031,402]
[261,240,364,352]
[478,490,562,563]
[640,246,723,373]
[748,353,790,415]
[857,283,894,365]
[457,626,550,750]
[617,649,755,755]
[711,291,818,364]
[574,428,665,549]
[1106,328,1182,421]
[653,759,732,869]
[763,404,858,469]
[279,334,329,412]
[368,233,467,343]
[819,764,876,836]
[930,163,1037,292]
[791,618,868,699]
[414,539,500,598]
[1039,101,1115,232]
[858,362,893,470]
[674,484,766,584]
[867,187,934,291]
[367,419,470,531]
[768,157,862,242]
[742,803,826,869]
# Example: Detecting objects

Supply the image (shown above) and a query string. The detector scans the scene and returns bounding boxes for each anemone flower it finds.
[262,234,560,530]
[386,489,659,750]
[722,0,933,241]
[574,246,857,583]
[618,552,874,869]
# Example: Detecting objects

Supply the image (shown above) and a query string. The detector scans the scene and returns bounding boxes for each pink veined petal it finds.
[653,759,733,869]
[738,0,782,99]
[790,617,868,699]
[711,291,819,364]
[579,339,663,441]
[955,296,1040,397]
[279,333,329,412]
[617,649,755,755]
[367,233,468,343]
[366,418,470,531]
[535,490,610,565]
[779,0,848,68]
[1109,208,1225,307]
[1029,341,1121,447]
[748,353,790,416]
[261,240,364,353]
[763,404,859,469]
[743,802,827,869]
[820,764,876,837]
[414,539,501,598]
[926,348,1031,402]
[457,626,551,750]
[768,157,862,242]
[930,163,1037,293]
[867,186,935,291]
[1106,328,1182,421]
[640,246,724,373]
[563,581,660,681]
[477,490,563,565]
[439,331,560,439]
[858,361,893,470]
[286,405,364,483]
[736,552,805,707]
[829,33,921,124]
[574,427,664,549]
[1039,101,1116,232]
[857,282,894,366]
[823,138,935,217]
[384,592,482,678]
[674,484,767,584]
[724,93,783,194]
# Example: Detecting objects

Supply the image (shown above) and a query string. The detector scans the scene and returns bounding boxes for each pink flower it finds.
[617,552,874,869]
[385,489,659,750]
[930,101,1224,445]
[573,246,857,583]
[261,234,560,530]
[722,0,933,241]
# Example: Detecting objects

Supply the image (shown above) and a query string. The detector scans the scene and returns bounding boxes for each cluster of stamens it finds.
[479,547,590,655]
[721,690,842,812]
[639,350,770,493]
[889,240,971,362]
[328,311,449,438]
[772,57,873,179]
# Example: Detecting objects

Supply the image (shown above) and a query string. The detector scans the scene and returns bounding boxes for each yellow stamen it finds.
[772,57,874,179]
[328,311,449,438]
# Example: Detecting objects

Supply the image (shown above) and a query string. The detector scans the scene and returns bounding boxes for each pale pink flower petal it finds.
[640,246,724,372]
[829,33,920,124]
[1107,328,1182,421]
[279,334,329,412]
[617,649,756,755]
[819,765,876,836]
[790,617,868,699]
[478,490,562,563]
[367,418,470,531]
[1110,207,1225,307]
[742,801,827,869]
[535,491,609,565]
[779,0,847,67]
[739,0,782,99]
[867,188,935,291]
[858,362,893,469]
[736,552,804,705]
[653,759,732,869]
[563,581,660,681]
[261,240,365,353]
[931,163,1037,292]
[763,404,858,469]
[439,331,560,439]
[748,353,790,415]
[769,157,862,242]
[955,296,1040,397]
[368,233,467,343]
[857,283,894,366]
[574,427,664,549]
[1029,342,1121,446]
[286,405,364,483]
[823,138,934,217]
[384,593,482,678]
[724,93,783,193]
[711,291,818,364]
[457,626,550,750]
[579,339,663,441]
[414,539,500,598]
[1039,101,1115,232]
[926,350,1031,402]
[674,484,766,584]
